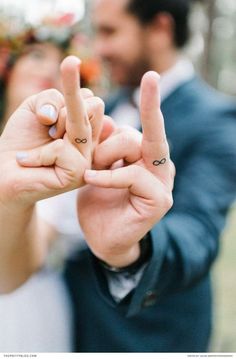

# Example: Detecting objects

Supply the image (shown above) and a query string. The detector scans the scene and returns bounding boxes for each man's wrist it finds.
[97,233,151,274]
[99,244,140,270]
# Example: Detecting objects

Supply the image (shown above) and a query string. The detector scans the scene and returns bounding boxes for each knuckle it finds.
[53,139,64,152]
[58,108,67,124]
[87,97,105,114]
[22,94,36,110]
[40,89,64,107]
[170,161,176,178]
[119,128,141,148]
[93,143,110,168]
[81,87,94,98]
[119,131,132,146]
[26,94,37,103]
[158,142,169,154]
[93,97,105,113]
[11,183,31,198]
[41,88,62,99]
[163,192,173,210]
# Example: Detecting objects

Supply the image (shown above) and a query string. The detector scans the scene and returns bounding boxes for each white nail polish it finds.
[49,125,57,137]
[16,152,28,161]
[39,105,57,120]
[86,170,97,178]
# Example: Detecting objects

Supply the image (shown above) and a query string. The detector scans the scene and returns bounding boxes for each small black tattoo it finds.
[75,138,87,144]
[153,158,167,166]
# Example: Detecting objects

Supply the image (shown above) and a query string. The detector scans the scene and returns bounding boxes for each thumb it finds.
[16,138,83,172]
[16,140,65,168]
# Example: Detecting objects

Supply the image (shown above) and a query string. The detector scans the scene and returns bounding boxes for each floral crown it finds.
[0,12,101,87]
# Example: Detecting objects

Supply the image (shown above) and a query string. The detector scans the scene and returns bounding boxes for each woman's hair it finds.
[0,13,100,126]
[0,14,75,121]
[0,14,76,81]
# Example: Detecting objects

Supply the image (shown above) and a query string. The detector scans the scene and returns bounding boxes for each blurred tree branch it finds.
[201,0,216,82]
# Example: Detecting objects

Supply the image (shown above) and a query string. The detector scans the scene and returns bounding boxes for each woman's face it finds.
[6,42,64,111]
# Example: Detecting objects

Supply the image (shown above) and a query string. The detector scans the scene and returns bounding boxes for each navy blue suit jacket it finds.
[64,77,236,352]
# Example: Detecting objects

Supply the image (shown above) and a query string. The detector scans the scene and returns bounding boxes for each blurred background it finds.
[185,0,236,352]
[0,0,235,352]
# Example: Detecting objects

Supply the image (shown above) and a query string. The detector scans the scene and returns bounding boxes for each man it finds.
[63,0,236,352]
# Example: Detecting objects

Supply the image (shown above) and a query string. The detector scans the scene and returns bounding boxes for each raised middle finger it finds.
[60,56,92,159]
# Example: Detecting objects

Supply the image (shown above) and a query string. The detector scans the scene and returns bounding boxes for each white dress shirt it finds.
[111,57,194,129]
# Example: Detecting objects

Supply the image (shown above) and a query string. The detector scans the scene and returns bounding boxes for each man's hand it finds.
[77,72,175,268]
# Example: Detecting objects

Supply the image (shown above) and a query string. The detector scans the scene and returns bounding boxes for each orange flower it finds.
[80,58,101,85]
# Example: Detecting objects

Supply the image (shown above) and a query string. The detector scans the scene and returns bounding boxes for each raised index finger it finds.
[140,71,170,169]
[60,56,92,158]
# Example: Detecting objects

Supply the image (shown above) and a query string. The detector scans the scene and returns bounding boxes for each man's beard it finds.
[105,57,151,87]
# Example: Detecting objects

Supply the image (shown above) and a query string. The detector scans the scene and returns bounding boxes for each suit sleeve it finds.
[127,107,236,315]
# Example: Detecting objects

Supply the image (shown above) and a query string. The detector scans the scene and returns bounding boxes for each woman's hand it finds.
[0,56,105,207]
[0,56,106,292]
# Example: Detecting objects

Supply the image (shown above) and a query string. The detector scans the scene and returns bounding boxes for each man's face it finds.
[92,0,151,87]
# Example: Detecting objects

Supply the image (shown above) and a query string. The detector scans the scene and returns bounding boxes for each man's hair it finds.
[126,0,198,48]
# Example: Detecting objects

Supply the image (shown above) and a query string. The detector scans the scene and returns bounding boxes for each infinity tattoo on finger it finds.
[153,158,167,166]
[75,138,87,144]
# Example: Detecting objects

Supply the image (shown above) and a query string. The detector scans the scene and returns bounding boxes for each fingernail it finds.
[153,71,161,82]
[154,73,161,84]
[146,71,161,83]
[49,125,57,138]
[16,152,28,161]
[39,105,57,120]
[85,170,97,178]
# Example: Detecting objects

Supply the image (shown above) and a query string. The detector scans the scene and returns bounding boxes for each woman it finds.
[0,13,99,353]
